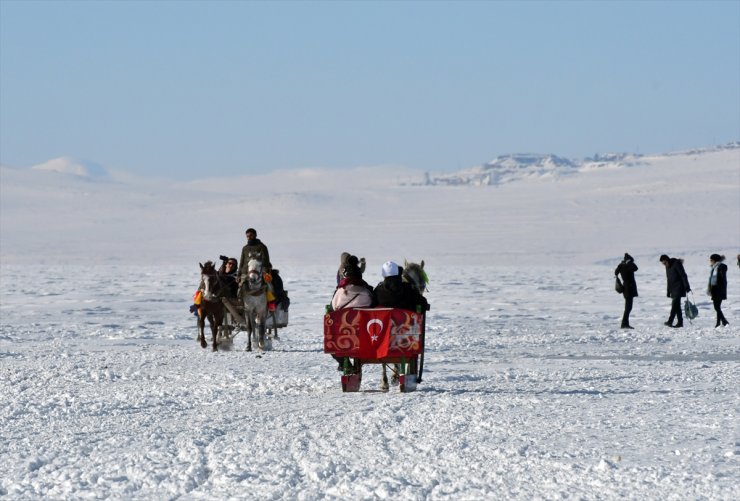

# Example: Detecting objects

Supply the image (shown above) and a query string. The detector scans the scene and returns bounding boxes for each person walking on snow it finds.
[615,253,638,329]
[708,254,729,328]
[660,254,691,328]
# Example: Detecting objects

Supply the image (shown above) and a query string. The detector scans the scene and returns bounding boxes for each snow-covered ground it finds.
[1,146,739,499]
[1,263,738,499]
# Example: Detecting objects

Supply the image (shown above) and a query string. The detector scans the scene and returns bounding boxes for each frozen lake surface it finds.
[1,263,738,499]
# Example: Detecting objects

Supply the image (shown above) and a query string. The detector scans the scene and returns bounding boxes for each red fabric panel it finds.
[324,308,423,359]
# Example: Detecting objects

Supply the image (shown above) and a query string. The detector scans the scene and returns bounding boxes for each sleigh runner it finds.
[218,289,290,348]
[324,307,427,392]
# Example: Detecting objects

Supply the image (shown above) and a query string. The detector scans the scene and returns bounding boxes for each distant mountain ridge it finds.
[418,141,740,187]
[30,156,110,179]
[3,142,738,187]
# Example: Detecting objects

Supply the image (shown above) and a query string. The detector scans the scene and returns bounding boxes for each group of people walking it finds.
[615,253,732,329]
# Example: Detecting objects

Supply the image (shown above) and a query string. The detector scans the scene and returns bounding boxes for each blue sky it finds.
[1,0,738,179]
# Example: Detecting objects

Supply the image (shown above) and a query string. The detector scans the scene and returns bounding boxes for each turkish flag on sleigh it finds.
[324,308,423,360]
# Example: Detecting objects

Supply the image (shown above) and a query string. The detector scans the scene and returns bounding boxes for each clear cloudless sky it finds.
[1,0,738,179]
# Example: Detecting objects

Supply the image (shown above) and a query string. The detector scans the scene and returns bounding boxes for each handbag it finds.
[684,293,698,320]
[615,277,624,294]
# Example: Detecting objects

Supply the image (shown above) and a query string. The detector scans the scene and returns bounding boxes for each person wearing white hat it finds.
[382,261,399,278]
[374,261,428,312]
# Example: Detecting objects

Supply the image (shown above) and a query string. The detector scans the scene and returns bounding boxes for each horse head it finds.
[246,258,264,289]
[200,260,222,301]
[402,259,428,294]
[200,260,217,274]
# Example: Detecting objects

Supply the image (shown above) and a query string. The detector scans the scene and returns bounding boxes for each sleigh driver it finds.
[237,227,277,302]
[238,228,271,279]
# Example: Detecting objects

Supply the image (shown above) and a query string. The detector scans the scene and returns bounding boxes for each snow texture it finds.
[1,145,739,499]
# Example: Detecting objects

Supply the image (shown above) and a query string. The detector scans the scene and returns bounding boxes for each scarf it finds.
[338,276,367,288]
[708,262,721,294]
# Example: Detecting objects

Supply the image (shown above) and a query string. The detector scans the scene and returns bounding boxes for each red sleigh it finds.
[323,307,427,392]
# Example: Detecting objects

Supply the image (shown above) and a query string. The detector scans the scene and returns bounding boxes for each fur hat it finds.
[382,261,400,277]
[342,264,361,278]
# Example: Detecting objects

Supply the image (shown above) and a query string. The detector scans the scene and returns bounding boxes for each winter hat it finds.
[624,253,633,263]
[342,264,361,278]
[382,261,400,278]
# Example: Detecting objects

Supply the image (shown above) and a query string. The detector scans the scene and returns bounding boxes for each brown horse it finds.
[197,261,225,351]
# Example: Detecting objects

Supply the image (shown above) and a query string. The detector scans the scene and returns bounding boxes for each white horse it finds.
[240,258,269,351]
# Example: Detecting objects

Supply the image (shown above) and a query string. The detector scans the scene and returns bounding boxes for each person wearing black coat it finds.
[218,257,246,326]
[615,253,638,329]
[708,254,729,327]
[659,254,691,328]
[374,261,429,312]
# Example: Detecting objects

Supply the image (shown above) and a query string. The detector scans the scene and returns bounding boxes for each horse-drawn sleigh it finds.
[323,306,427,392]
[324,259,429,392]
[195,259,289,352]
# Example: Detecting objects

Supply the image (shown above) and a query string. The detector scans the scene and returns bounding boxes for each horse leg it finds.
[242,298,253,351]
[245,313,253,352]
[257,315,266,350]
[197,315,207,348]
[209,316,218,352]
[381,364,389,391]
[391,364,400,386]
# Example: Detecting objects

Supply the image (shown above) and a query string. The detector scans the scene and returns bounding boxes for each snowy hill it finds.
[1,144,738,267]
[420,153,580,186]
[420,142,739,186]
[30,156,110,179]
